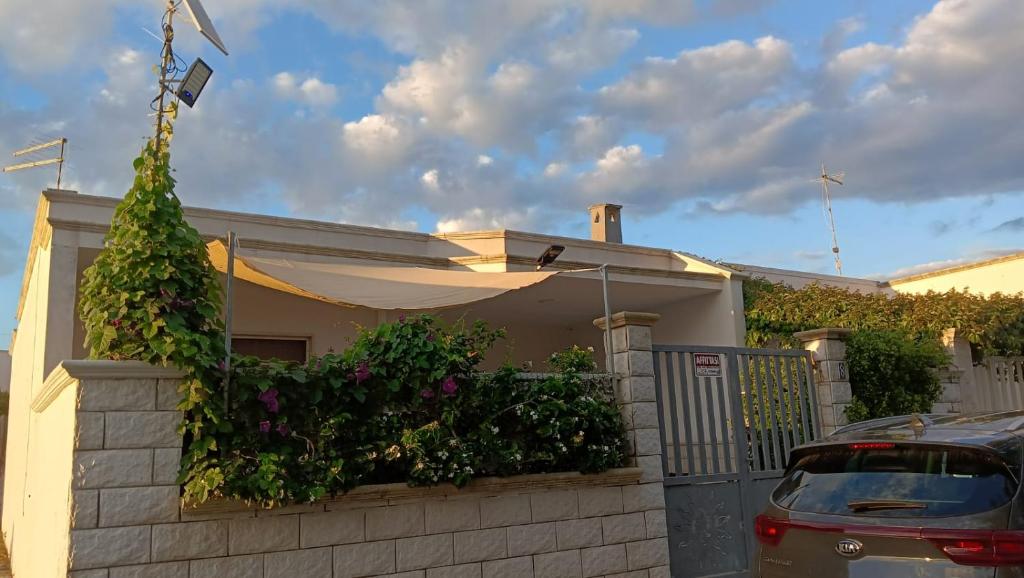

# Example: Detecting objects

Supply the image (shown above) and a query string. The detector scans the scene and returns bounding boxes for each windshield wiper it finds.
[847,499,927,513]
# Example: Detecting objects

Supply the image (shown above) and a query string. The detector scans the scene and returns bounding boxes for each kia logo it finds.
[835,538,864,558]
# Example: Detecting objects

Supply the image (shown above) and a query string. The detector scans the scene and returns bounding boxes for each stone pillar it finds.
[593,311,668,574]
[935,328,969,413]
[794,328,853,435]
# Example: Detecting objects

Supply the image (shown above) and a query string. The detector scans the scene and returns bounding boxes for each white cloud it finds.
[544,162,567,178]
[599,36,795,124]
[435,207,539,233]
[421,169,440,191]
[272,72,339,107]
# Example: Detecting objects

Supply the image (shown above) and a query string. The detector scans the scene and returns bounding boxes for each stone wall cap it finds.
[33,360,185,413]
[187,467,643,517]
[593,312,661,330]
[793,328,853,341]
[57,359,186,379]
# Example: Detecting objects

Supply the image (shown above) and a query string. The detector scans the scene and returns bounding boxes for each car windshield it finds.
[772,444,1019,517]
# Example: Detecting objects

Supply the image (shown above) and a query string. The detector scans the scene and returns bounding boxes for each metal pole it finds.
[601,264,616,380]
[223,231,236,412]
[56,138,65,190]
[154,0,174,156]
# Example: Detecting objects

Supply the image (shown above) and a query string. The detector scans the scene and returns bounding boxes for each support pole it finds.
[601,264,615,380]
[154,0,175,156]
[56,138,65,190]
[223,231,236,412]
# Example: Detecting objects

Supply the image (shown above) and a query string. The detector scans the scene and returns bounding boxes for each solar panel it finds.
[182,0,229,56]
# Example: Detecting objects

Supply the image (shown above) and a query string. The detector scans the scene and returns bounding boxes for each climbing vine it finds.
[743,278,1024,357]
[78,108,229,498]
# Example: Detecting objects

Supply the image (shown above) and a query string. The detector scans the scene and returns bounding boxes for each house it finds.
[3,189,750,557]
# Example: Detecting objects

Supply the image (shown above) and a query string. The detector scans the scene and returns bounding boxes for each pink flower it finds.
[276,423,290,437]
[258,420,271,433]
[355,362,371,384]
[441,376,458,396]
[398,314,406,323]
[258,388,280,413]
[426,333,436,342]
[420,388,435,400]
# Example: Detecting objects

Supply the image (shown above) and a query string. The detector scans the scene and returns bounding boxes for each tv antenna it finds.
[152,0,229,154]
[818,162,845,276]
[3,137,68,189]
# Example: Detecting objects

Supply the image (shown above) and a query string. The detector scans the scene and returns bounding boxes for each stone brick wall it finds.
[25,360,670,578]
[85,472,668,578]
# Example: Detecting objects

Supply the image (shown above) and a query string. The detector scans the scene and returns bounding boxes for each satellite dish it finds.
[182,0,229,56]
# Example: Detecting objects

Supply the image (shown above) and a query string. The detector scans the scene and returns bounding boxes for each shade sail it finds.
[207,241,560,310]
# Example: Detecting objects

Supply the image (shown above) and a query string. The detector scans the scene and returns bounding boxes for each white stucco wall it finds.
[889,254,1024,296]
[19,380,76,578]
[652,279,747,347]
[3,243,79,577]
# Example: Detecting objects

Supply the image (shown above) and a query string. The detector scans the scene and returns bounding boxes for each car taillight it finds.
[848,442,896,450]
[754,514,789,547]
[754,516,1024,567]
[923,529,1024,566]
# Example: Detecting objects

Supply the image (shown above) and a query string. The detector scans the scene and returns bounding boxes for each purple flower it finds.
[420,388,435,400]
[276,423,290,437]
[426,333,436,342]
[258,388,280,414]
[355,362,371,384]
[441,376,458,396]
[217,359,227,372]
[398,314,406,323]
[258,420,271,433]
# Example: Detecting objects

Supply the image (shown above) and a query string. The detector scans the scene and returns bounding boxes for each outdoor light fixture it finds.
[176,58,213,108]
[535,245,565,270]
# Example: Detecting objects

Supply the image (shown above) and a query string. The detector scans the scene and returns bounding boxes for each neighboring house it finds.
[887,251,1024,296]
[732,251,1024,297]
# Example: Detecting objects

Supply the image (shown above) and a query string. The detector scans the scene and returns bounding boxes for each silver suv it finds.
[755,412,1024,577]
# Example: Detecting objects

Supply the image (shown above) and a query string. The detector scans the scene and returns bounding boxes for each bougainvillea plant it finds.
[184,316,626,507]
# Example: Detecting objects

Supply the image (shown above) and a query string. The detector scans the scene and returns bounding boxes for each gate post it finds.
[795,328,852,435]
[594,311,670,570]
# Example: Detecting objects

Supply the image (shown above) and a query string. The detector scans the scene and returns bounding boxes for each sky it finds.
[0,0,1022,341]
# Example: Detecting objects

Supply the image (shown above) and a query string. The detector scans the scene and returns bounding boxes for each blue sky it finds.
[0,0,1022,341]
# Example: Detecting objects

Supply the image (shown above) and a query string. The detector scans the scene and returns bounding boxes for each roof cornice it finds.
[886,251,1024,286]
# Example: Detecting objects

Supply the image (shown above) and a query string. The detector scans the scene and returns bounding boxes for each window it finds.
[772,443,1020,517]
[232,337,308,362]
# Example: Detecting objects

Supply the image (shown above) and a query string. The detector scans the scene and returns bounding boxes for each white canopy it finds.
[207,241,561,310]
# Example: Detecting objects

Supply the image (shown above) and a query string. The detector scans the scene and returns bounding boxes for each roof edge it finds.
[887,251,1024,286]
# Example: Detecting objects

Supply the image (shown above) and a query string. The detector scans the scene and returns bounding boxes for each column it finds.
[593,311,668,575]
[794,328,852,435]
[936,328,968,413]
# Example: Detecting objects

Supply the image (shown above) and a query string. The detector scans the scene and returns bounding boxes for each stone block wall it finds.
[84,472,667,578]
[22,360,670,578]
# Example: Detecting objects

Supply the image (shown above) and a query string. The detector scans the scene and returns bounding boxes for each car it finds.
[753,411,1024,577]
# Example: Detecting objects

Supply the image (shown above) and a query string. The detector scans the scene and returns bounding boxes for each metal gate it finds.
[652,345,822,578]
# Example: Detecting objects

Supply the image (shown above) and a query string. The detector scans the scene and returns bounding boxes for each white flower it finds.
[490,426,499,434]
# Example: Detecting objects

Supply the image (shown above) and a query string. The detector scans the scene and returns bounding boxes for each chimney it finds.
[589,203,622,243]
